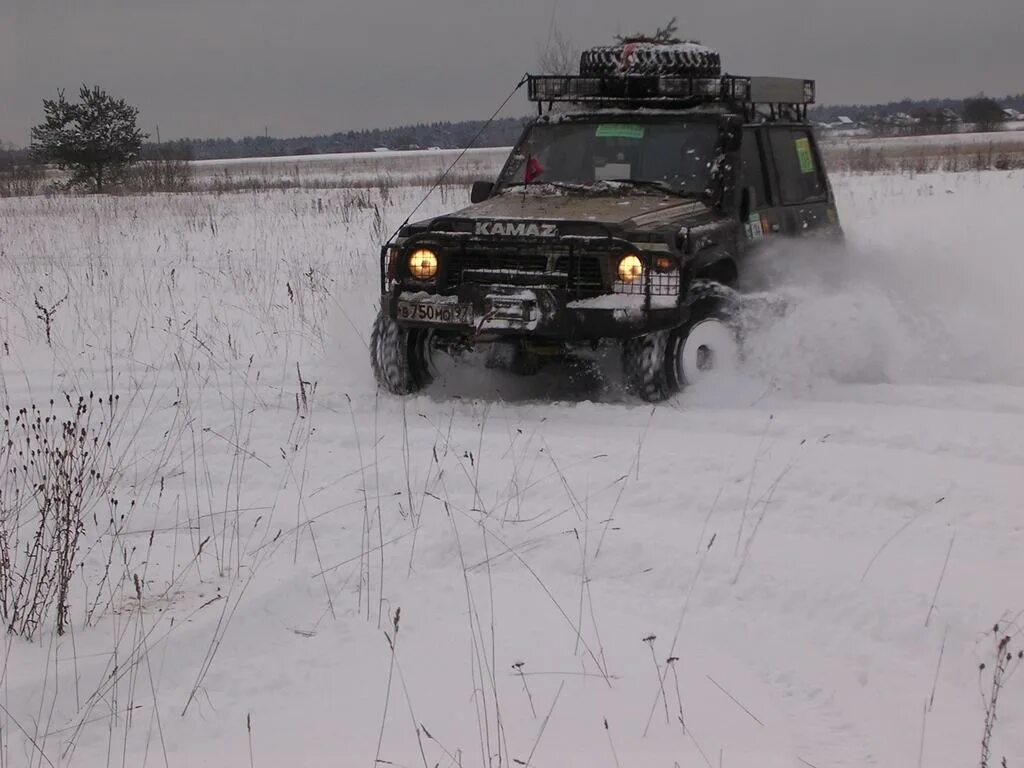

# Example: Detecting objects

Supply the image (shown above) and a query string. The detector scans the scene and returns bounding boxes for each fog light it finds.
[617,254,644,283]
[408,249,438,280]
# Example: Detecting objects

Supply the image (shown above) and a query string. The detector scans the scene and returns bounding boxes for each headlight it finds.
[408,249,438,280]
[617,254,644,283]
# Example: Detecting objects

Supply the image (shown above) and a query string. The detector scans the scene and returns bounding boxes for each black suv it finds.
[371,44,842,401]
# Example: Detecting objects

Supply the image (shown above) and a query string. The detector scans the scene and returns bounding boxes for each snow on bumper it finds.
[567,293,680,322]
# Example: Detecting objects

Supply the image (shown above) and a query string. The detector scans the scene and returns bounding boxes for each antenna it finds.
[385,74,529,245]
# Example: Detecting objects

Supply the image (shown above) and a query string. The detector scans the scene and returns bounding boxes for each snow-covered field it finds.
[184,128,1024,190]
[824,128,1024,151]
[173,131,1024,192]
[188,147,510,190]
[1,168,1022,768]
[821,131,1024,173]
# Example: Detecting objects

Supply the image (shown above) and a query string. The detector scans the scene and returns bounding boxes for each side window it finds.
[740,129,770,209]
[768,128,826,205]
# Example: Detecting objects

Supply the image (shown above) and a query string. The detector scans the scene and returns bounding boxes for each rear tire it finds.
[370,309,434,395]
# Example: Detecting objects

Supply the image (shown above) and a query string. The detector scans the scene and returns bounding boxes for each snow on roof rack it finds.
[526,74,815,109]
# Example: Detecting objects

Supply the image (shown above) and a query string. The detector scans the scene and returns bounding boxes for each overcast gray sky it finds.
[2,0,1022,145]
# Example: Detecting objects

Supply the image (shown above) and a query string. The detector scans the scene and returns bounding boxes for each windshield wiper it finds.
[501,181,591,193]
[603,179,696,198]
[500,179,698,198]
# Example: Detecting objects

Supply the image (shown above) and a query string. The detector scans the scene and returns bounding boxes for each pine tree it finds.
[616,18,692,46]
[30,85,148,192]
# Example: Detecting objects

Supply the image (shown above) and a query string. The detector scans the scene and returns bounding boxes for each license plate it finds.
[397,300,473,325]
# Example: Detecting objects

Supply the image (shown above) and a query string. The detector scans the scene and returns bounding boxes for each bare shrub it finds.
[117,157,194,194]
[0,164,47,197]
[993,153,1017,171]
[0,394,120,640]
[979,622,1022,768]
[972,150,992,172]
[538,23,579,76]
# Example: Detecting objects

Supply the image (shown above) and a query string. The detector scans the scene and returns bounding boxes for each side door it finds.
[738,125,773,243]
[763,125,834,236]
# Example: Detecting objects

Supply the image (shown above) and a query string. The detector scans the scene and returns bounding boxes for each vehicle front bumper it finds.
[383,285,686,341]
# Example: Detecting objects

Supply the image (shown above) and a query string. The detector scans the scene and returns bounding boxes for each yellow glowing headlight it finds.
[408,249,439,280]
[617,254,644,283]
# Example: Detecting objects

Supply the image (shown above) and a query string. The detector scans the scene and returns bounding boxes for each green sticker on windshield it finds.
[795,137,815,174]
[596,124,646,140]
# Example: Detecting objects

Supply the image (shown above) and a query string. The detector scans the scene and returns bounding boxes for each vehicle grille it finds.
[444,245,607,299]
[554,255,603,296]
[449,252,550,276]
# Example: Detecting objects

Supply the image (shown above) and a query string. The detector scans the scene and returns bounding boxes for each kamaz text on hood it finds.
[473,221,560,238]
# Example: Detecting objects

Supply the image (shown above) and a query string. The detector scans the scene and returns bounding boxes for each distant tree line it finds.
[149,93,1024,159]
[5,93,1022,168]
[154,117,531,161]
[810,94,1024,123]
[0,142,17,171]
[810,93,1024,135]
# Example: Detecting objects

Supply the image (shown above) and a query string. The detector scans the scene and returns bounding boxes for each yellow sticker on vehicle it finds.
[795,137,815,174]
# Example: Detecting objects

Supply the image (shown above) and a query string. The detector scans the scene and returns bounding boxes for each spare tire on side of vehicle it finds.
[579,43,722,77]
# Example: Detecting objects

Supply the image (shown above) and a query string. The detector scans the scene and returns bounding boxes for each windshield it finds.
[497,118,720,196]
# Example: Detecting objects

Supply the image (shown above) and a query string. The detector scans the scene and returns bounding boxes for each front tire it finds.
[369,309,434,395]
[622,299,741,402]
[622,329,677,402]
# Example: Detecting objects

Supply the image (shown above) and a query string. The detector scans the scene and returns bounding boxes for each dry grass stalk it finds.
[0,394,120,640]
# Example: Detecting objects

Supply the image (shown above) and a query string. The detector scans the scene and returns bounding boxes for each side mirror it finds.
[470,181,494,204]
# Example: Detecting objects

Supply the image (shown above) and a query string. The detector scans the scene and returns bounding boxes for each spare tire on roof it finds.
[579,43,722,77]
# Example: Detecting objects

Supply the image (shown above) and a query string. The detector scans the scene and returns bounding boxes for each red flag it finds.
[525,156,545,183]
[620,43,638,72]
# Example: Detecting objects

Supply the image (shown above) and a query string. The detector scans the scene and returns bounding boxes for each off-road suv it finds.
[370,43,842,401]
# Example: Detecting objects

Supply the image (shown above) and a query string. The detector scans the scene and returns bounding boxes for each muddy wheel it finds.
[369,309,434,395]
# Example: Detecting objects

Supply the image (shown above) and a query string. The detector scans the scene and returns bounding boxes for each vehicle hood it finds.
[399,190,720,242]
[451,191,710,231]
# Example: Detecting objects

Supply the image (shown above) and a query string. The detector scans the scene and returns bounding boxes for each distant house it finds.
[1003,108,1024,122]
[890,112,919,127]
[818,115,865,134]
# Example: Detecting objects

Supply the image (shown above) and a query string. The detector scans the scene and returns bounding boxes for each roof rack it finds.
[527,74,815,117]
